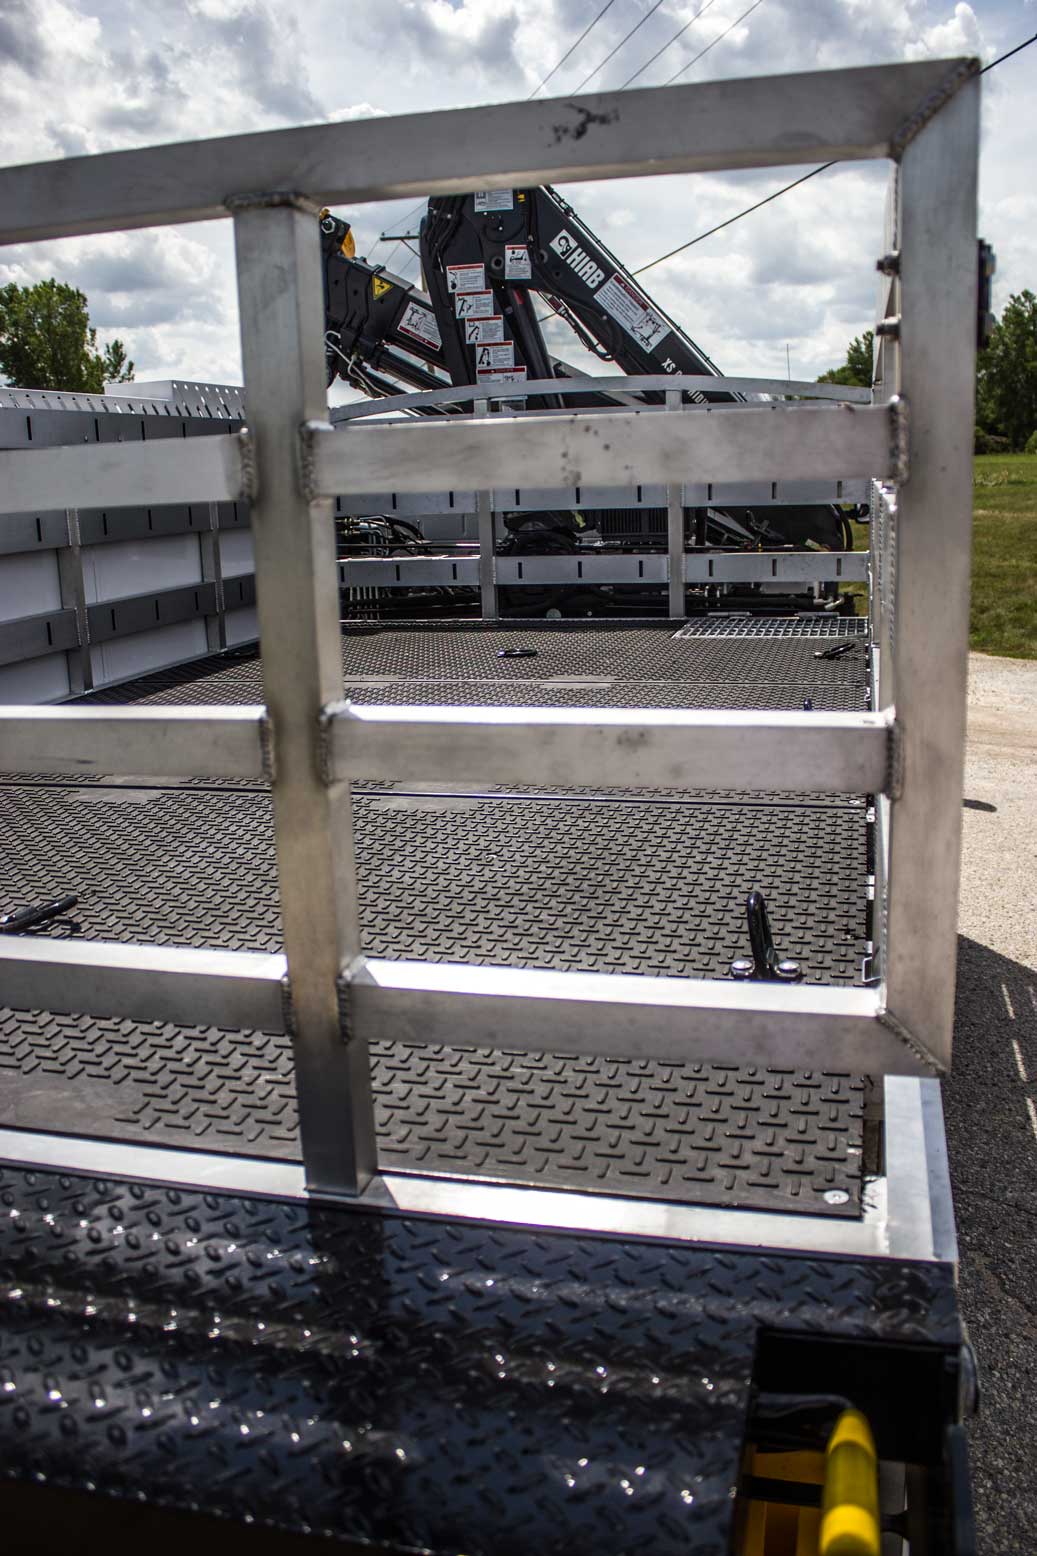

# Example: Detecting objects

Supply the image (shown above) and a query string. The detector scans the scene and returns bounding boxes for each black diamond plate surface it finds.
[672,616,869,639]
[0,780,867,1213]
[0,1165,959,1556]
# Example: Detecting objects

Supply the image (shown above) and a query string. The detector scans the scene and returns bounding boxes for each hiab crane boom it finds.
[321,190,847,554]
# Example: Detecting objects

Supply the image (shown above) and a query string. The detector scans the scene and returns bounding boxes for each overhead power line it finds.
[634,21,1037,280]
[529,0,622,96]
[980,30,1037,73]
[619,0,719,89]
[664,0,766,84]
[633,161,836,275]
[572,0,669,93]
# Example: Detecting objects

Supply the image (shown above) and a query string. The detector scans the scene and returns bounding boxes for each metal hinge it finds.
[888,396,909,486]
[237,427,258,503]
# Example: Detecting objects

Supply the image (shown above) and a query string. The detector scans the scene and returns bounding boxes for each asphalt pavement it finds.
[944,654,1037,1554]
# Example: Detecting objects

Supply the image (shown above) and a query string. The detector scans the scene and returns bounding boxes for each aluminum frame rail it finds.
[0,56,980,1205]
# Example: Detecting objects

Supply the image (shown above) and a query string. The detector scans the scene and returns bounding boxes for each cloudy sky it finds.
[0,0,1033,394]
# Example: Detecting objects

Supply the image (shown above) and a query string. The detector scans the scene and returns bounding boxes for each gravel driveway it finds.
[944,653,1037,1553]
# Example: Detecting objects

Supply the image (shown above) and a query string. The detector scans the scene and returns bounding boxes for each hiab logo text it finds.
[549,230,605,290]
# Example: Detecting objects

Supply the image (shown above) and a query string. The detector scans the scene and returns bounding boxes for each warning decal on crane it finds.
[505,244,532,280]
[397,300,442,349]
[597,273,670,353]
[465,315,505,344]
[477,365,527,386]
[371,275,394,299]
[474,191,514,213]
[474,342,515,371]
[454,290,495,319]
[446,263,486,294]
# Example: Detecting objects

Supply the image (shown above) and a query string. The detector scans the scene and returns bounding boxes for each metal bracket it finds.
[889,395,909,485]
[299,420,332,505]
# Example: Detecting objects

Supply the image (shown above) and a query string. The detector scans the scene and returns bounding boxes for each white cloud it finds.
[0,0,1031,386]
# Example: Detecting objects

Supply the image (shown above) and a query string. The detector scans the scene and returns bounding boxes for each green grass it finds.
[839,454,1037,659]
[970,454,1037,659]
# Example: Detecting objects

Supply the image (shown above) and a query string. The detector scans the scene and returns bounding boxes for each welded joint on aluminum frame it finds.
[317,700,344,786]
[889,395,910,485]
[878,1005,944,1075]
[300,419,334,505]
[236,427,259,502]
[886,717,904,800]
[889,56,980,157]
[279,973,296,1037]
[335,965,359,1048]
[224,190,323,216]
[258,709,277,783]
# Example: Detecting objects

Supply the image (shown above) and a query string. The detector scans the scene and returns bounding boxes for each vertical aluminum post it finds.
[884,74,979,1066]
[231,196,376,1196]
[473,401,498,619]
[665,390,685,619]
[57,508,93,693]
[199,500,227,653]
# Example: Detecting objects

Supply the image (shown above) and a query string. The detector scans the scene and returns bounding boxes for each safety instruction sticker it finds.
[371,275,394,299]
[505,244,532,281]
[477,365,527,385]
[465,315,505,344]
[474,190,514,213]
[446,262,486,294]
[598,272,670,352]
[474,342,514,371]
[397,299,442,349]
[454,289,495,319]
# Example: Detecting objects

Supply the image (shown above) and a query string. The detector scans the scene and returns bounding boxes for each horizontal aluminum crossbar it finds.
[351,959,930,1074]
[0,434,245,515]
[0,937,288,1032]
[0,59,970,244]
[338,551,869,589]
[317,401,897,498]
[0,705,268,779]
[330,374,873,422]
[329,703,894,794]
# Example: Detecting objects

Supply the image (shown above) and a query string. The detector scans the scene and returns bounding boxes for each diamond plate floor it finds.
[0,620,872,1218]
[0,1163,960,1556]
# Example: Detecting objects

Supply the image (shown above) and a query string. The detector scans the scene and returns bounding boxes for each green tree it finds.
[818,330,873,388]
[976,290,1037,451]
[0,278,134,392]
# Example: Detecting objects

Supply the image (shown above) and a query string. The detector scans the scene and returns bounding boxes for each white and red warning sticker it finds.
[474,190,514,213]
[504,244,532,280]
[477,365,528,385]
[446,262,486,294]
[396,299,442,349]
[474,342,515,371]
[454,289,495,319]
[597,272,670,353]
[465,315,505,344]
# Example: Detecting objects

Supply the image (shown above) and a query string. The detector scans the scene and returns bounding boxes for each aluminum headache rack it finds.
[0,58,979,1219]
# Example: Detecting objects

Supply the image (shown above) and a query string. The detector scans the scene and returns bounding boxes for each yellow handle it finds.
[820,1409,880,1556]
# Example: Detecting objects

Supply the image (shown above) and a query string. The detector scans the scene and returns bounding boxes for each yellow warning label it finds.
[372,276,393,299]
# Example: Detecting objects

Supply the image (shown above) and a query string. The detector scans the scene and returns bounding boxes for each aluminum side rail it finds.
[0,60,972,243]
[0,433,248,513]
[0,704,269,779]
[313,400,899,499]
[330,373,873,422]
[328,704,894,795]
[0,938,287,1032]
